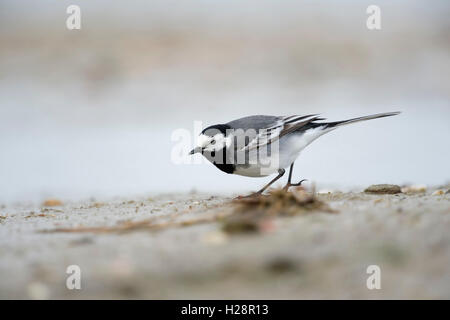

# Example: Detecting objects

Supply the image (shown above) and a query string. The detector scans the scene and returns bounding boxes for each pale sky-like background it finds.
[0,0,449,202]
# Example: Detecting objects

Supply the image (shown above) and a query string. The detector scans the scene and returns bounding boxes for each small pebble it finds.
[364,184,402,194]
[401,184,427,194]
[42,199,63,207]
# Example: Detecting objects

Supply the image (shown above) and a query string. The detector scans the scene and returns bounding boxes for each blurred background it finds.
[0,0,449,203]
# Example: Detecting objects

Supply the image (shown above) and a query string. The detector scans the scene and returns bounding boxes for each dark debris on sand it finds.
[223,188,335,235]
[232,188,333,216]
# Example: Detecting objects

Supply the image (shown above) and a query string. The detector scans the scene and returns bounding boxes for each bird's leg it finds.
[241,169,286,198]
[285,163,294,186]
[283,162,307,191]
[253,168,286,196]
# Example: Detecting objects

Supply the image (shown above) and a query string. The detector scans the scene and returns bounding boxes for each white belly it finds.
[233,127,331,177]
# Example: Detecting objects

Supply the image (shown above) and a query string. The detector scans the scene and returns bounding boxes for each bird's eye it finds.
[211,139,216,145]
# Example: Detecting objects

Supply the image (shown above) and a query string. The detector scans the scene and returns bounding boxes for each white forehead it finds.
[197,133,224,147]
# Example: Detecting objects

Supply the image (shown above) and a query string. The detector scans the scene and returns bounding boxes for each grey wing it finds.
[226,115,281,131]
[238,114,323,151]
[226,116,282,154]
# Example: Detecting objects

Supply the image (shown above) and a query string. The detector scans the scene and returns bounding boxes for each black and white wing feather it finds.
[241,114,324,151]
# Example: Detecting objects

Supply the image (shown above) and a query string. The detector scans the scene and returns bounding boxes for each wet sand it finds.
[0,187,449,299]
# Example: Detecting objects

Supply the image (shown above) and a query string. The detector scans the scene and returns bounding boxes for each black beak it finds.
[189,147,202,155]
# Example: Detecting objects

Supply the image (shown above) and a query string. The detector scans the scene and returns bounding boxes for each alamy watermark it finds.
[366,265,381,290]
[66,5,81,30]
[66,265,81,290]
[366,5,381,30]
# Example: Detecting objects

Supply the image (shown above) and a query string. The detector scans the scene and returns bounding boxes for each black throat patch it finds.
[212,159,235,174]
[202,148,235,174]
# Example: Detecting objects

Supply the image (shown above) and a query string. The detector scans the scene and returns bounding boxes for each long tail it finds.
[323,111,401,129]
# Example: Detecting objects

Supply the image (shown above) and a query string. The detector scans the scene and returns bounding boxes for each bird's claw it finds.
[283,179,308,191]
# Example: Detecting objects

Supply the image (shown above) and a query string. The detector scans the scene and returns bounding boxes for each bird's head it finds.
[189,124,232,156]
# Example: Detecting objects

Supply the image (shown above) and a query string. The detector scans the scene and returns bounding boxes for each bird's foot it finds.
[283,179,308,191]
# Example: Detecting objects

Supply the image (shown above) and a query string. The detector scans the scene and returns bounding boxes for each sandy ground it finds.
[0,187,449,299]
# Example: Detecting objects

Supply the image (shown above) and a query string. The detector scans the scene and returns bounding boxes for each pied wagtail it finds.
[189,112,400,196]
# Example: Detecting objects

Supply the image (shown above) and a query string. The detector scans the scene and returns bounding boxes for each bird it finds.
[189,112,400,197]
